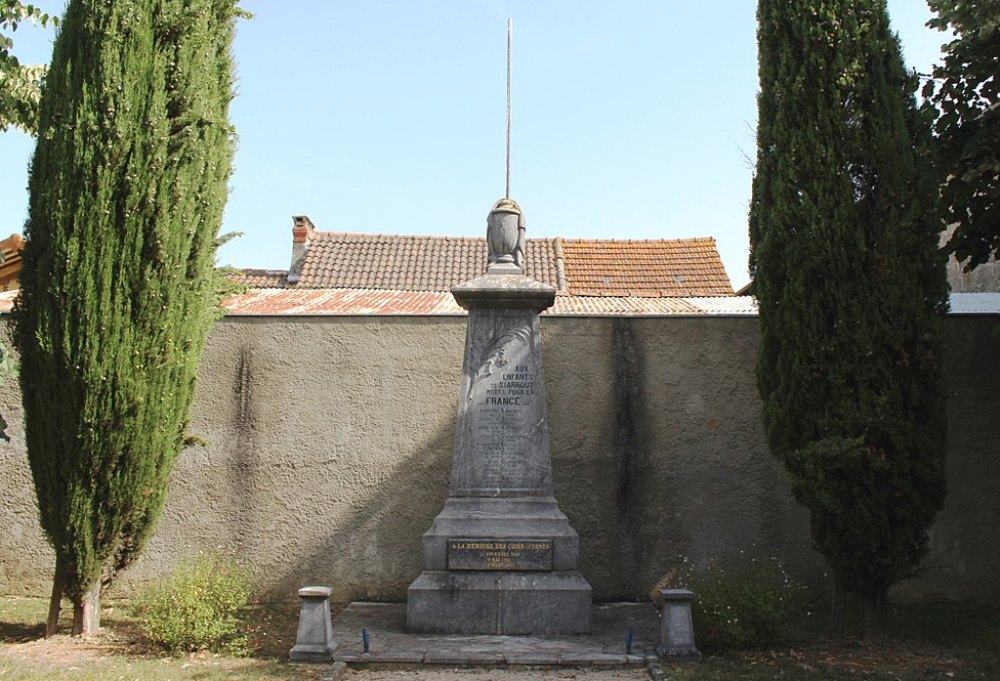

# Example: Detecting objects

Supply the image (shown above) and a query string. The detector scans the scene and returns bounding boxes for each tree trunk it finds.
[830,582,846,637]
[71,580,101,636]
[45,558,64,637]
[864,589,888,639]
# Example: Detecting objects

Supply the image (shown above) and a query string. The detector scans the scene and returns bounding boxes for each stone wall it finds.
[1,314,997,604]
[942,224,1000,292]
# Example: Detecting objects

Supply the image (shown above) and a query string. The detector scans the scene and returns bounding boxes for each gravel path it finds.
[341,669,651,681]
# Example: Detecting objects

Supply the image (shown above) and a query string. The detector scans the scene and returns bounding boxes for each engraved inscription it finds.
[448,538,553,571]
[473,362,537,488]
[451,309,552,496]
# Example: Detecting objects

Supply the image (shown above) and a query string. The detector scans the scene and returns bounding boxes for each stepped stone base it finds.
[419,497,581,570]
[407,571,592,634]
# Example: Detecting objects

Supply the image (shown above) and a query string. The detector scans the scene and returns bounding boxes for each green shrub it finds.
[654,553,806,653]
[133,554,258,655]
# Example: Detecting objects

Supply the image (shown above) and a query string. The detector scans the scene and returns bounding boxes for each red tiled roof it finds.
[232,268,291,288]
[0,233,25,292]
[560,238,732,296]
[296,232,559,291]
[289,231,731,297]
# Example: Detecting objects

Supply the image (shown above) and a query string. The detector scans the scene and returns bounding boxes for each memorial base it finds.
[407,571,592,634]
[419,497,582,570]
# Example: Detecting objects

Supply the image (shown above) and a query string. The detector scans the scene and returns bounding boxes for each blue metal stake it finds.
[362,628,370,653]
[626,628,634,655]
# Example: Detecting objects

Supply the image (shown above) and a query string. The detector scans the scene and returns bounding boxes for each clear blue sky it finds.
[1,1,948,289]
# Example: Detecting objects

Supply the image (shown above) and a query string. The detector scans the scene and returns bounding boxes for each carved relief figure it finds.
[467,318,532,401]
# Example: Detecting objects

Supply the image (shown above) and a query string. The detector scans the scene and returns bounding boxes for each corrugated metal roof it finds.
[224,288,464,315]
[215,290,1000,317]
[948,292,1000,314]
[0,289,15,313]
[548,295,702,315]
[685,296,758,315]
[221,288,713,316]
[1,291,995,317]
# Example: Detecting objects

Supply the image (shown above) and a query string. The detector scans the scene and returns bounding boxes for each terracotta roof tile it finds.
[231,268,291,288]
[297,232,559,291]
[291,231,730,297]
[0,233,25,292]
[558,237,733,297]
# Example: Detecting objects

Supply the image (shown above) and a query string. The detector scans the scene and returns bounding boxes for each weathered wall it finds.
[1,314,997,604]
[942,224,1000,292]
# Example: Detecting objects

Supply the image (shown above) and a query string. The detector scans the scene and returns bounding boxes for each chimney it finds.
[288,215,315,284]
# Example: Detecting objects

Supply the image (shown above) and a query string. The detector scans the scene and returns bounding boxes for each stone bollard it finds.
[290,586,337,662]
[657,588,701,660]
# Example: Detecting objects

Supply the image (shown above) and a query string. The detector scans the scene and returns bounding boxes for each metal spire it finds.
[505,17,512,199]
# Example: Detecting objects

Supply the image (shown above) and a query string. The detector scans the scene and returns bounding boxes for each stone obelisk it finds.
[406,199,592,635]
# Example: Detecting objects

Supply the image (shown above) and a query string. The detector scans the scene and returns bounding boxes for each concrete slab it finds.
[331,602,660,668]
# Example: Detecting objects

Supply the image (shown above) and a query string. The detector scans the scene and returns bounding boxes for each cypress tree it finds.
[13,0,239,635]
[749,0,949,616]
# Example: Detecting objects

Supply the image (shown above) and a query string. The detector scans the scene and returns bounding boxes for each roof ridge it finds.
[560,236,718,245]
[315,231,486,242]
[552,237,568,292]
[308,231,718,246]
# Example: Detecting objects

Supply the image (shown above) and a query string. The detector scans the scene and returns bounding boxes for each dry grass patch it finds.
[0,596,323,681]
[665,600,1000,681]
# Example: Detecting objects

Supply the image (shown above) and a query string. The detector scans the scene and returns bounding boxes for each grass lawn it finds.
[0,596,326,680]
[663,600,1000,681]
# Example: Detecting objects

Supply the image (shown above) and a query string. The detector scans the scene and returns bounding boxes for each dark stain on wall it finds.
[234,344,254,429]
[612,318,641,596]
[231,343,258,550]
